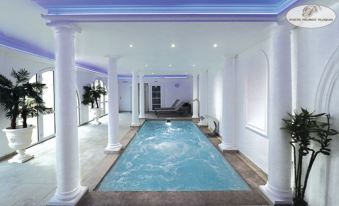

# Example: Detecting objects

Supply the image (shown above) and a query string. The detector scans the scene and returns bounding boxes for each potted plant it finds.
[282,108,338,206]
[0,69,52,163]
[81,84,106,124]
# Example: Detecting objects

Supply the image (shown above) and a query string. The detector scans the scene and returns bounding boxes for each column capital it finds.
[272,21,294,35]
[189,70,200,75]
[106,56,120,72]
[106,55,121,62]
[49,21,81,34]
[223,55,236,67]
[138,72,145,77]
[199,69,208,74]
[223,54,236,60]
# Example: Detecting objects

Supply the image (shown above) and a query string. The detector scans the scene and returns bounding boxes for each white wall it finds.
[118,77,193,112]
[118,79,132,111]
[0,46,107,158]
[207,69,223,129]
[206,3,339,205]
[293,3,339,205]
[235,40,270,172]
[207,41,270,172]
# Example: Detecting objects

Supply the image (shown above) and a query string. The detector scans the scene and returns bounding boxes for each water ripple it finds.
[98,121,249,192]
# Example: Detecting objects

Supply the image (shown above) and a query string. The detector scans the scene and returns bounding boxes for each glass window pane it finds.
[28,75,38,144]
[76,93,80,125]
[105,101,108,114]
[41,71,55,138]
[43,113,55,137]
[42,71,54,108]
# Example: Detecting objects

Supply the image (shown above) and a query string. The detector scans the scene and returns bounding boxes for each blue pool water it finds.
[97,121,249,191]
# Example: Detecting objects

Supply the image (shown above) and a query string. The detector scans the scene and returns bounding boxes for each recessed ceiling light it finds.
[192,64,196,68]
[129,44,134,48]
[144,64,148,68]
[168,64,172,67]
[213,43,218,48]
[152,72,155,75]
[171,43,176,48]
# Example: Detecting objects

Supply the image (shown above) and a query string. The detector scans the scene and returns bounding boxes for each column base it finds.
[139,115,145,119]
[131,122,141,127]
[198,121,208,126]
[259,184,292,205]
[192,115,199,119]
[218,142,237,151]
[104,143,122,154]
[8,153,34,163]
[47,186,88,206]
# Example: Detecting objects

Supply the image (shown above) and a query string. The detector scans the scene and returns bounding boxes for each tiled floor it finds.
[0,113,132,206]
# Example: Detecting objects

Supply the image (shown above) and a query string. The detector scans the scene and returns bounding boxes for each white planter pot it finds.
[91,108,102,124]
[2,125,35,163]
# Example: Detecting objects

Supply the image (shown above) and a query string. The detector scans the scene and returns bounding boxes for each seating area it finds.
[154,100,191,117]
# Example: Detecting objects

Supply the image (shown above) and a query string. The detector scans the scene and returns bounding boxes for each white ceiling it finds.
[0,0,278,75]
[77,22,274,74]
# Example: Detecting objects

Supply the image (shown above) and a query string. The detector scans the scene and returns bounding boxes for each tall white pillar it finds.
[139,73,145,118]
[48,23,87,206]
[192,73,199,118]
[260,23,293,204]
[131,71,140,126]
[105,57,122,153]
[219,56,237,151]
[198,70,208,126]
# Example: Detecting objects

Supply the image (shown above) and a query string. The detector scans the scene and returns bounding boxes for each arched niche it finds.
[314,45,339,206]
[245,50,269,136]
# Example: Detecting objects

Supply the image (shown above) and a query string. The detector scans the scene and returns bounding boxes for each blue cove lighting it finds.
[33,0,301,15]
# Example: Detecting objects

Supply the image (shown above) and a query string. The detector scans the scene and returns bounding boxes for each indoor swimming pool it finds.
[97,120,249,191]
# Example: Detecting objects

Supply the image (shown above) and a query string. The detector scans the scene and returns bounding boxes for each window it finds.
[26,68,55,145]
[104,86,108,114]
[76,91,80,126]
[151,86,161,110]
[41,71,55,139]
[88,79,107,119]
[27,75,38,144]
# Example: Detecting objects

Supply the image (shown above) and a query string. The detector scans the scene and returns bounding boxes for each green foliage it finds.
[282,108,338,206]
[0,69,52,129]
[81,84,106,109]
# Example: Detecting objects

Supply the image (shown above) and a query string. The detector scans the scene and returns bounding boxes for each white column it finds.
[219,56,237,151]
[260,23,293,204]
[198,70,208,126]
[104,57,122,153]
[139,73,145,118]
[131,71,140,126]
[192,73,199,118]
[48,23,87,206]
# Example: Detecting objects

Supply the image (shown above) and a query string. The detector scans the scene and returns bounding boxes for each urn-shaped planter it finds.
[3,125,35,163]
[91,108,102,124]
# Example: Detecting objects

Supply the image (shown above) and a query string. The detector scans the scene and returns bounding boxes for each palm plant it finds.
[81,84,106,109]
[0,69,52,129]
[282,108,338,206]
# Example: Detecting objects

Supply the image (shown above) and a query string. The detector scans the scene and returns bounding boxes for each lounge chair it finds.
[154,99,180,111]
[155,102,190,117]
